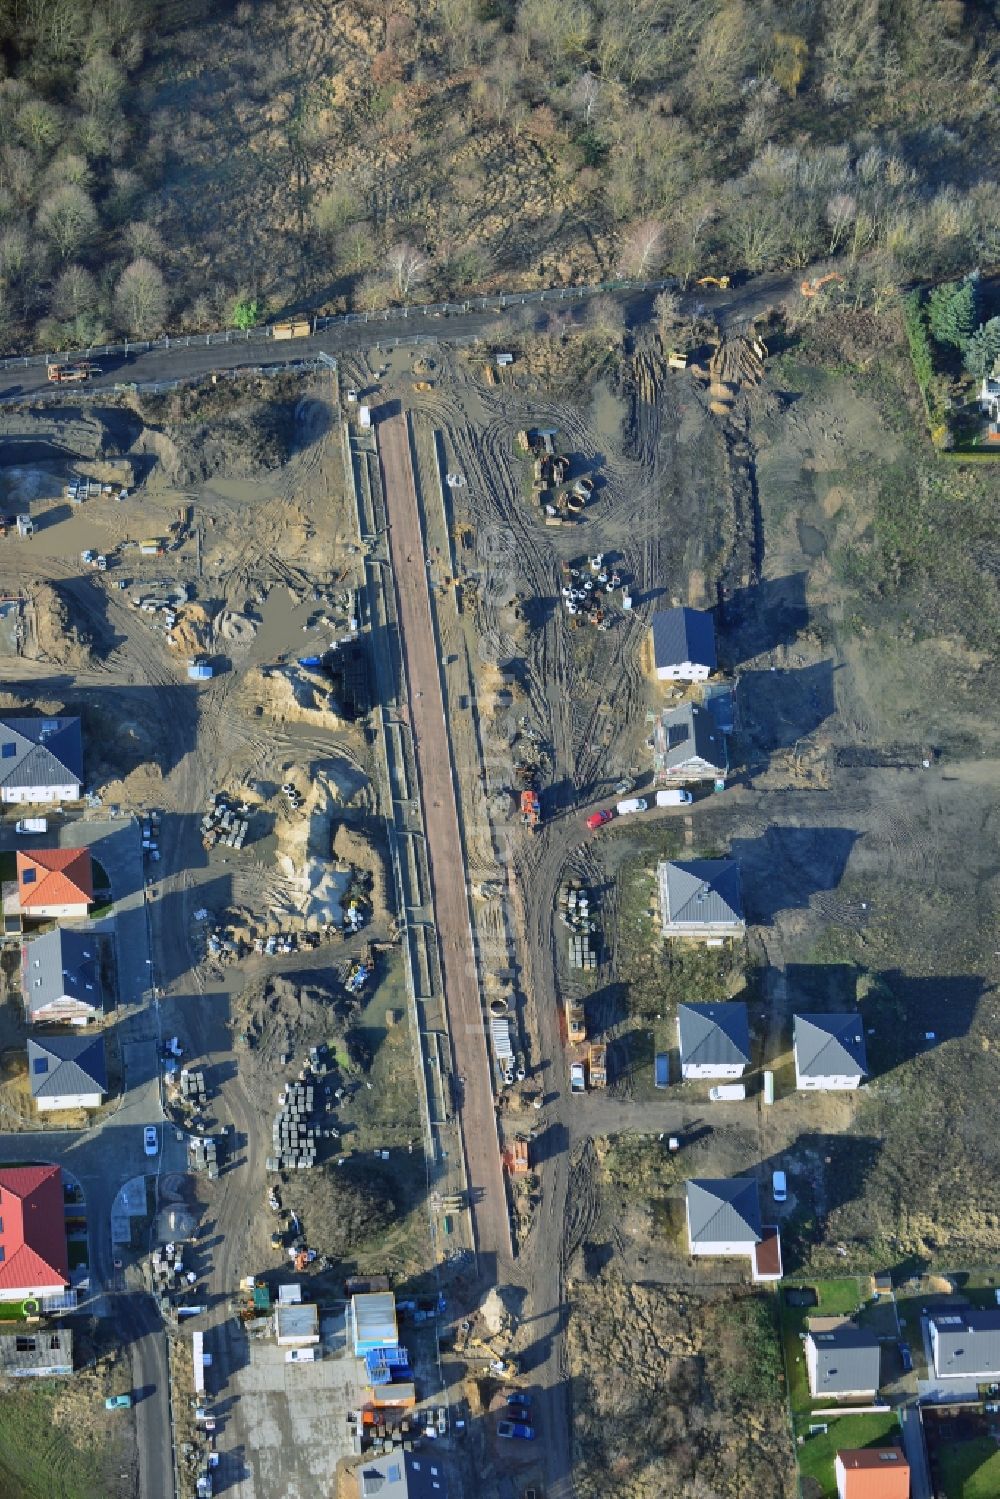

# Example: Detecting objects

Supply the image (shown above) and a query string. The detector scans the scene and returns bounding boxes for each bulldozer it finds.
[695,275,731,290]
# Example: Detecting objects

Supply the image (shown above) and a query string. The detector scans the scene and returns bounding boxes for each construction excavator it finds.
[695,275,731,289]
[801,272,843,297]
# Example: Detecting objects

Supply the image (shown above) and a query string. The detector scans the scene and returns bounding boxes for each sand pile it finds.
[215,609,258,647]
[331,822,389,922]
[271,768,350,929]
[30,582,97,669]
[244,665,344,729]
[166,603,214,656]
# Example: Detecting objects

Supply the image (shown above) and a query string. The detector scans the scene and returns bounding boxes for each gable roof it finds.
[650,607,717,671]
[22,927,102,1018]
[662,859,744,927]
[0,1165,69,1291]
[836,1449,910,1499]
[686,1178,761,1246]
[794,1013,868,1078]
[653,702,726,772]
[27,1033,107,1099]
[16,848,93,908]
[807,1326,881,1393]
[0,717,82,791]
[678,1002,751,1067]
[931,1309,1000,1376]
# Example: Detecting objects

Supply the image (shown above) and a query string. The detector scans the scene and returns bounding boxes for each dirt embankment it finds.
[29,580,100,669]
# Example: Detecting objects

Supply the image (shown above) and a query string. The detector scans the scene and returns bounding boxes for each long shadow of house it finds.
[739,659,838,761]
[718,571,809,665]
[729,826,858,925]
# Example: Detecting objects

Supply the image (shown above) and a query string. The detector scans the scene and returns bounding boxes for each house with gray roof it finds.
[0,716,82,805]
[929,1309,1000,1380]
[658,859,745,940]
[27,1034,106,1112]
[805,1325,881,1399]
[650,607,717,682]
[21,928,103,1025]
[794,1013,868,1090]
[678,1002,751,1079]
[685,1178,782,1282]
[355,1451,448,1499]
[653,701,727,782]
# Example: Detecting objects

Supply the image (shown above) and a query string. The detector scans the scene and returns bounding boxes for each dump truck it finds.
[271,320,311,339]
[510,1137,530,1176]
[520,789,540,830]
[588,1043,607,1088]
[47,360,98,383]
[566,999,586,1045]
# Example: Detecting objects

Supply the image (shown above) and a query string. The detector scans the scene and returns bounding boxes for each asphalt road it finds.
[0,270,798,404]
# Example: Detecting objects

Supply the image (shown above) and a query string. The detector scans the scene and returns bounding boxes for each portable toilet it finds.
[763,1070,775,1106]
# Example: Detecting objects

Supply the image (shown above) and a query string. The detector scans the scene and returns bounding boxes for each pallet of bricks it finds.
[201,794,249,850]
[569,933,597,970]
[267,1080,317,1171]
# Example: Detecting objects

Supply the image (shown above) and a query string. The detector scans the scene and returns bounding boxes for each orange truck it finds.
[520,789,540,830]
[47,361,98,383]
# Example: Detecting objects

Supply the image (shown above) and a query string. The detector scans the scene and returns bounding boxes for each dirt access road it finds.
[376,409,511,1273]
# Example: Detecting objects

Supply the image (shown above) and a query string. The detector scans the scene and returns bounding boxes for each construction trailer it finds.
[352,1292,398,1356]
[566,999,587,1045]
[271,320,311,339]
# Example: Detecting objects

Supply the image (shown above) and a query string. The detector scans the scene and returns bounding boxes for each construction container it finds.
[588,1044,607,1088]
[271,320,311,340]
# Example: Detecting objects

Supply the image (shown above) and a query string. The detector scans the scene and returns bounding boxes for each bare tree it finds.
[653,288,682,338]
[77,53,125,116]
[52,263,97,320]
[387,242,428,300]
[17,98,62,154]
[355,272,391,313]
[618,218,664,278]
[825,191,856,254]
[114,256,167,334]
[36,183,98,259]
[571,70,602,126]
[125,220,166,259]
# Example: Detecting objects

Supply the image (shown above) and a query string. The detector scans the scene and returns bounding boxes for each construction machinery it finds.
[510,1137,531,1176]
[667,350,689,370]
[519,789,540,830]
[412,380,432,392]
[566,999,587,1045]
[588,1043,607,1088]
[47,360,98,383]
[801,272,843,297]
[271,320,311,339]
[695,275,730,289]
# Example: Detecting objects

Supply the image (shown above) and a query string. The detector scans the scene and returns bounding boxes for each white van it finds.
[655,789,693,807]
[616,797,648,816]
[709,1083,747,1102]
[772,1170,787,1203]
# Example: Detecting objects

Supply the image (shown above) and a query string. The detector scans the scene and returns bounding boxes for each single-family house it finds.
[677,1002,751,1079]
[27,1033,107,1112]
[980,374,1000,421]
[0,1164,70,1303]
[653,702,726,782]
[685,1178,782,1283]
[929,1309,1000,1380]
[0,1327,74,1378]
[793,1013,868,1090]
[835,1449,910,1499]
[0,716,82,804]
[22,928,103,1025]
[658,859,745,940]
[14,848,93,919]
[355,1451,448,1499]
[650,607,717,682]
[804,1325,881,1399]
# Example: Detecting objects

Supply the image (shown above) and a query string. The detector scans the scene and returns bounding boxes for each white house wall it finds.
[689,1239,755,1258]
[0,1281,66,1303]
[794,1066,862,1091]
[24,903,89,920]
[36,1092,102,1112]
[655,662,711,683]
[682,1062,746,1080]
[1,784,79,805]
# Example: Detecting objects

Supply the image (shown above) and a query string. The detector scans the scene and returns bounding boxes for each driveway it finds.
[900,1403,933,1499]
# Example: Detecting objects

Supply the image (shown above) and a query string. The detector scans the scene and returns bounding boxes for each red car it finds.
[586,809,613,831]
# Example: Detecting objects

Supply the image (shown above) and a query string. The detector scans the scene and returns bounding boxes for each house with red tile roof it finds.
[836,1448,910,1499]
[14,848,93,919]
[0,1165,70,1302]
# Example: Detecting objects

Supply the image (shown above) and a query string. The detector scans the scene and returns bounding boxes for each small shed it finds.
[187,661,213,681]
[352,1291,398,1355]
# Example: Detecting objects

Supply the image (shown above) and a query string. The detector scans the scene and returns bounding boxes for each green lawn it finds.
[937,1439,1000,1499]
[779,1278,864,1416]
[0,1380,121,1499]
[796,1412,901,1499]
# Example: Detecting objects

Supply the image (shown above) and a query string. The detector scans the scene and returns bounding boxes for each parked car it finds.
[15,818,47,834]
[772,1170,787,1203]
[143,1125,159,1156]
[654,789,693,807]
[616,797,648,815]
[585,809,613,831]
[105,1393,133,1410]
[899,1343,913,1373]
[570,1061,586,1093]
[505,1403,532,1424]
[506,1392,533,1409]
[497,1420,535,1441]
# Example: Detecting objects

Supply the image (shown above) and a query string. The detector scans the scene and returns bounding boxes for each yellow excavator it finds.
[695,275,731,289]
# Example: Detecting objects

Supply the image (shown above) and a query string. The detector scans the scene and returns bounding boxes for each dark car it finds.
[506,1392,533,1409]
[497,1419,535,1441]
[899,1343,913,1373]
[505,1403,532,1424]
